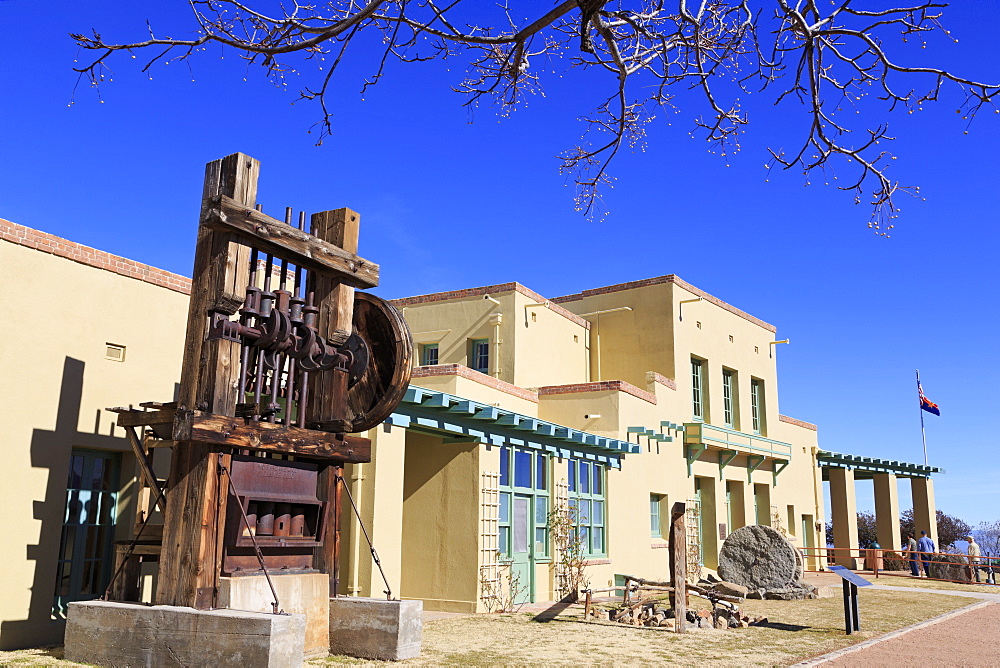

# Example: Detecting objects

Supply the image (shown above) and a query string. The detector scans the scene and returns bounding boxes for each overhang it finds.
[386,386,640,468]
[817,450,944,480]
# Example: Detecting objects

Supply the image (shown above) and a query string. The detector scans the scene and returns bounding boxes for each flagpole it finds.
[917,369,928,466]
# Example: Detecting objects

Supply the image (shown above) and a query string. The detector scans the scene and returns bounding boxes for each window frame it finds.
[420,343,439,366]
[498,446,550,561]
[691,357,705,421]
[471,338,490,374]
[722,368,737,429]
[650,493,666,538]
[750,378,765,435]
[567,458,607,558]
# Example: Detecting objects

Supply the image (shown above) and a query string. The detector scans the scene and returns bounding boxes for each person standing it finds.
[917,530,936,577]
[966,535,993,584]
[905,533,919,577]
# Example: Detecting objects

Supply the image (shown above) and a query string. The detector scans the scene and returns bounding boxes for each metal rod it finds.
[239,248,260,400]
[337,473,393,600]
[253,254,275,419]
[218,455,282,614]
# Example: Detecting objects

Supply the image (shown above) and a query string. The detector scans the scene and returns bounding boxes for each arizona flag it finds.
[918,382,940,416]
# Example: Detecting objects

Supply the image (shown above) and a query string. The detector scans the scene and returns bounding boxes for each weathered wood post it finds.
[669,501,687,634]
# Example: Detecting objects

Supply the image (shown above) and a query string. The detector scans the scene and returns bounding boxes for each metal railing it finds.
[684,422,793,458]
[801,546,998,585]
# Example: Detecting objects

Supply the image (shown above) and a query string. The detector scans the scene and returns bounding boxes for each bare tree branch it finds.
[70,1,999,233]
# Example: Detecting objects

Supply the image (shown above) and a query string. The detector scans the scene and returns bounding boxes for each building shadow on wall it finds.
[0,358,126,650]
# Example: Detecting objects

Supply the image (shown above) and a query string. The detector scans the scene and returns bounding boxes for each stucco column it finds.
[873,473,901,551]
[358,423,407,597]
[727,479,749,531]
[910,477,938,547]
[827,467,859,568]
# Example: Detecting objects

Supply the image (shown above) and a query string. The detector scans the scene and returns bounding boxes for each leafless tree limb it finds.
[71,1,999,233]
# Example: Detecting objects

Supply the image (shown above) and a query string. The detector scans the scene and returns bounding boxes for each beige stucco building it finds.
[0,219,941,648]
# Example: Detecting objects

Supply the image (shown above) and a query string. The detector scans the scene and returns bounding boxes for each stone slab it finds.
[329,597,422,661]
[718,525,799,590]
[219,574,329,660]
[65,600,305,668]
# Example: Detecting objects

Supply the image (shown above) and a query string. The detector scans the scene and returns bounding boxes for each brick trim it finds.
[551,274,777,333]
[391,283,591,329]
[538,380,657,405]
[646,371,677,391]
[1,219,192,295]
[779,414,818,431]
[411,364,539,402]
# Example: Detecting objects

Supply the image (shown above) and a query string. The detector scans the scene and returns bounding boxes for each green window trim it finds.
[650,494,663,538]
[53,449,121,620]
[691,358,704,421]
[751,378,765,435]
[498,446,550,559]
[421,343,439,366]
[567,458,607,558]
[471,339,490,374]
[722,369,736,429]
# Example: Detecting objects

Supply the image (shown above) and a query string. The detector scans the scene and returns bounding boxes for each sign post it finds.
[827,565,872,634]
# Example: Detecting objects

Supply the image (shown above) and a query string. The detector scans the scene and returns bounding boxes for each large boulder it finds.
[718,525,799,590]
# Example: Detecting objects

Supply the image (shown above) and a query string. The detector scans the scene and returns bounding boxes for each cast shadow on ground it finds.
[530,595,577,623]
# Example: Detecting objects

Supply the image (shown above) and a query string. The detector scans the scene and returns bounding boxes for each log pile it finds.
[591,576,768,631]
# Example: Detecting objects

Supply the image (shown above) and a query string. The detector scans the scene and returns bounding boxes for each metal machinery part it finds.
[342,292,413,433]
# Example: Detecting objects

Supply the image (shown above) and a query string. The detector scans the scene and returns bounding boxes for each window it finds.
[471,339,490,374]
[691,358,705,420]
[53,450,120,619]
[567,459,606,557]
[650,494,666,538]
[722,368,737,429]
[420,343,439,366]
[751,378,765,434]
[498,446,550,559]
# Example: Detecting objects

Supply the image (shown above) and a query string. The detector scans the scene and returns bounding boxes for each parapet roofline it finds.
[551,274,777,334]
[1,219,192,295]
[391,282,591,329]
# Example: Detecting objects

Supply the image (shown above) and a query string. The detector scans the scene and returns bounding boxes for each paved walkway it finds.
[798,583,1000,666]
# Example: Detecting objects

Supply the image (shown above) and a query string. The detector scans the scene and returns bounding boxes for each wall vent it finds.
[105,343,126,362]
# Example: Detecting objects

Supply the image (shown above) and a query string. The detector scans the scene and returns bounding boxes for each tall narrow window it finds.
[691,358,705,420]
[567,459,606,557]
[471,339,490,374]
[722,368,736,428]
[650,494,665,537]
[53,450,120,619]
[421,343,439,366]
[751,378,765,434]
[498,446,550,559]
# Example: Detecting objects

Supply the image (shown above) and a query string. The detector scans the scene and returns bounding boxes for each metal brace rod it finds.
[337,473,393,601]
[218,454,283,615]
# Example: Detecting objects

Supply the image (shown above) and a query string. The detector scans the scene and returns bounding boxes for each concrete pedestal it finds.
[328,597,422,661]
[65,600,306,668]
[218,573,329,659]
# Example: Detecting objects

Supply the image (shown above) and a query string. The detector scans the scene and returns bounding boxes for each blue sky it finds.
[2,2,997,526]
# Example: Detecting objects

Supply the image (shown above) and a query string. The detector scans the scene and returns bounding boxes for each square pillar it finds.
[358,423,407,598]
[726,479,749,531]
[828,467,859,568]
[910,477,938,547]
[873,473,901,551]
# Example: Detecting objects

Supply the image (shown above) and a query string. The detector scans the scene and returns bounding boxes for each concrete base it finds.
[219,574,330,660]
[329,597,422,661]
[65,600,305,668]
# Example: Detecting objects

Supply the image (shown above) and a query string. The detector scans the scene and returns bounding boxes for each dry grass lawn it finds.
[317,588,970,666]
[0,587,974,667]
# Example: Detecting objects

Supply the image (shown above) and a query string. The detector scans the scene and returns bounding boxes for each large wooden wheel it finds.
[343,292,412,433]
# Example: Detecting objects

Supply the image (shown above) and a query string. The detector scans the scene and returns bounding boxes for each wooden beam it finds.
[669,502,687,634]
[159,152,259,609]
[306,208,362,432]
[207,197,378,289]
[172,411,371,462]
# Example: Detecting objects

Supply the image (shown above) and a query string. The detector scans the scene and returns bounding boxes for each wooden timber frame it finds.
[146,153,377,609]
